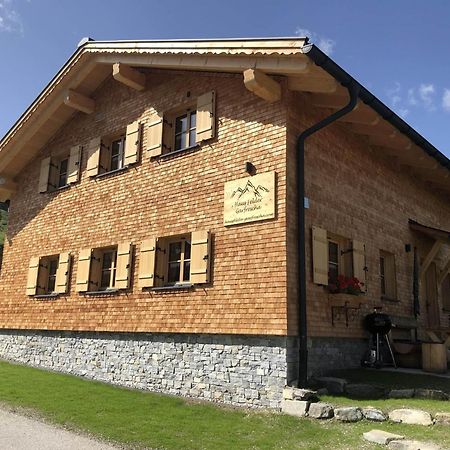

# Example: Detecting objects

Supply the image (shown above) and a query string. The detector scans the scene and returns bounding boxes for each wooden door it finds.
[425,262,440,328]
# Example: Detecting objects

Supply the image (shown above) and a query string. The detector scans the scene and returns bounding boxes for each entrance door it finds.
[425,262,440,328]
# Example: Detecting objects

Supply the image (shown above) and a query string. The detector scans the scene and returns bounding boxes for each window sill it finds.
[157,144,200,160]
[149,283,193,292]
[93,166,129,179]
[85,289,119,295]
[54,184,71,192]
[381,296,399,303]
[34,293,59,299]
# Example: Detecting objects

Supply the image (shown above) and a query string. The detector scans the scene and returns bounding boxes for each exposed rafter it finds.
[243,69,281,102]
[63,89,95,114]
[113,63,146,91]
[338,103,380,125]
[420,240,443,279]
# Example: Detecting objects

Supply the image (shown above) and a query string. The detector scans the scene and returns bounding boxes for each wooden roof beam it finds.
[420,240,443,279]
[338,102,380,125]
[63,89,95,114]
[243,69,281,102]
[113,63,146,91]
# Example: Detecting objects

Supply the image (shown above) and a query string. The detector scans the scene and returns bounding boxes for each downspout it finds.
[296,47,361,386]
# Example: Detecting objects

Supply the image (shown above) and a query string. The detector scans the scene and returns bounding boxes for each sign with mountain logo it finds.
[224,171,276,226]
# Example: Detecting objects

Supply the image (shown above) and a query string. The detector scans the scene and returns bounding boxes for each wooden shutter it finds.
[190,230,211,284]
[76,248,92,292]
[352,240,367,291]
[124,121,141,165]
[147,111,164,157]
[55,252,71,294]
[86,137,102,177]
[138,238,157,288]
[384,254,397,299]
[312,226,328,285]
[26,257,40,296]
[196,91,216,143]
[67,145,82,184]
[115,242,132,289]
[38,157,51,193]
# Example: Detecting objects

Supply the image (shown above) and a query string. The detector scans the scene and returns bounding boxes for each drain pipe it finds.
[296,57,360,387]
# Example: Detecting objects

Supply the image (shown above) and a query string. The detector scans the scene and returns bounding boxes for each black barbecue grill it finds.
[362,308,396,368]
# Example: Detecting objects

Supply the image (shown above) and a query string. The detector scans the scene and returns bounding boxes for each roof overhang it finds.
[409,219,450,243]
[0,37,449,200]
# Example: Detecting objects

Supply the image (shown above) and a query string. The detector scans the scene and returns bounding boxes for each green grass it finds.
[0,361,448,450]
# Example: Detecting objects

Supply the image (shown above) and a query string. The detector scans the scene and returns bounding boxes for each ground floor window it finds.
[167,236,191,284]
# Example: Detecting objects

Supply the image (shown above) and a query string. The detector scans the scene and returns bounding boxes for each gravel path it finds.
[0,409,119,450]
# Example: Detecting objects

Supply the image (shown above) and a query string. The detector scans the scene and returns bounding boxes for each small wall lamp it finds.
[245,161,256,175]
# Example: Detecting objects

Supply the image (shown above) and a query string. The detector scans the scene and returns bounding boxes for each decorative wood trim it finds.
[243,69,281,102]
[420,240,443,279]
[112,63,146,91]
[63,89,95,114]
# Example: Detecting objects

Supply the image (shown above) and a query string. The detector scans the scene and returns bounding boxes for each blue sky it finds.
[1,0,450,158]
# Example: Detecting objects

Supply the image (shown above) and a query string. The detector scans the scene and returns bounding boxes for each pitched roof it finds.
[0,37,448,197]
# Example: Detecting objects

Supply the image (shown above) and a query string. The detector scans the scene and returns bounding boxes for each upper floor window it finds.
[38,146,81,193]
[146,91,216,158]
[167,236,191,284]
[99,248,118,290]
[86,121,141,178]
[174,110,197,152]
[109,136,126,172]
[58,158,69,188]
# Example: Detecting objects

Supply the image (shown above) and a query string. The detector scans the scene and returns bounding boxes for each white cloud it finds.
[0,0,23,34]
[418,83,435,111]
[386,82,409,116]
[295,27,336,55]
[442,89,450,112]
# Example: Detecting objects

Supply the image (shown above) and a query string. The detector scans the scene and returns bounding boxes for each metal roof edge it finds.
[303,44,450,172]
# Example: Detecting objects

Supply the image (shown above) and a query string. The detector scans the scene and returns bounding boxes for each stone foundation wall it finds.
[308,337,367,377]
[0,330,289,408]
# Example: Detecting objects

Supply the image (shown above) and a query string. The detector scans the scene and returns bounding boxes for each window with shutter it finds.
[38,157,52,193]
[26,255,60,296]
[86,137,102,177]
[76,248,92,292]
[353,240,367,292]
[190,230,211,284]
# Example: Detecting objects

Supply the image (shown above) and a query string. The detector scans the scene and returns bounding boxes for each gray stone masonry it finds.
[0,330,290,408]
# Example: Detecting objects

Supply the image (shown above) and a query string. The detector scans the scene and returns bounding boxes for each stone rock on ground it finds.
[334,407,363,422]
[414,389,449,401]
[362,407,387,422]
[434,412,450,425]
[308,402,334,419]
[363,429,405,445]
[388,439,442,450]
[315,377,346,395]
[388,409,433,426]
[345,383,385,399]
[283,387,318,402]
[389,389,415,399]
[281,399,310,417]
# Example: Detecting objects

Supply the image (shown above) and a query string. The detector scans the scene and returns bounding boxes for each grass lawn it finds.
[0,361,448,450]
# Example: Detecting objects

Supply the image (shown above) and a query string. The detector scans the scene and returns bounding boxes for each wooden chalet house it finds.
[0,38,448,408]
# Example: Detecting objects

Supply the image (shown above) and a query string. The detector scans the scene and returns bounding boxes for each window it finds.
[167,237,191,284]
[174,110,197,152]
[137,231,211,289]
[47,258,58,293]
[58,158,69,188]
[75,243,132,293]
[312,226,366,290]
[379,251,397,300]
[146,91,215,158]
[99,249,117,290]
[110,137,126,171]
[35,255,59,294]
[442,274,450,311]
